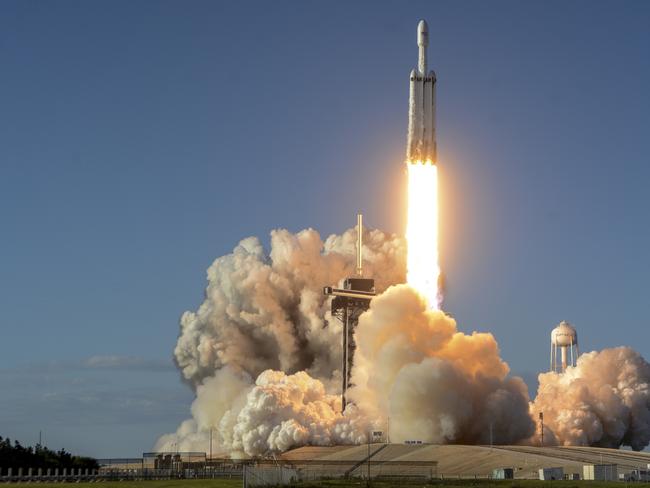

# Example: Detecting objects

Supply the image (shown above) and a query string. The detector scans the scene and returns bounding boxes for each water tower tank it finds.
[550,321,579,373]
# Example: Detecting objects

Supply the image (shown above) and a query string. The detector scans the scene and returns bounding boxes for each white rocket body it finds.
[407,20,437,163]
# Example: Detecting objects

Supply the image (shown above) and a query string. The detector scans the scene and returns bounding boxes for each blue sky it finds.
[1,0,649,457]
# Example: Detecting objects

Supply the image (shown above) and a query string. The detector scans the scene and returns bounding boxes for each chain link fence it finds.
[244,459,438,487]
[95,452,244,480]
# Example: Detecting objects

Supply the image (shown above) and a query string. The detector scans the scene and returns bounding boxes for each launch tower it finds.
[323,215,375,411]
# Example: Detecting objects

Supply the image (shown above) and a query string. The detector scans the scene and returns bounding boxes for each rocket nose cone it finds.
[417,20,429,46]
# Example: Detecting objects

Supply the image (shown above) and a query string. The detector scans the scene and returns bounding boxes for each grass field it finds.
[294,482,650,488]
[19,480,241,488]
[15,480,650,488]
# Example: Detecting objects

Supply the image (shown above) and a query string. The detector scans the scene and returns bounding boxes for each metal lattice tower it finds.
[324,215,375,411]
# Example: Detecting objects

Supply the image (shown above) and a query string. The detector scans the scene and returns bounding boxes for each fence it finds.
[94,453,244,481]
[2,452,442,484]
[0,467,99,483]
[243,459,438,487]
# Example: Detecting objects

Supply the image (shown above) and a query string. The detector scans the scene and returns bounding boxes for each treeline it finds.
[0,437,98,469]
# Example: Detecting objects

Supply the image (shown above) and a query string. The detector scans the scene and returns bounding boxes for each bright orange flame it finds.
[406,161,440,309]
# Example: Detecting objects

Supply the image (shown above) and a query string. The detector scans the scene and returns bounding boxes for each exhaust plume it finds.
[156,227,403,455]
[157,226,650,456]
[406,162,441,309]
[348,284,535,444]
[156,366,369,457]
[531,346,650,450]
[174,227,406,388]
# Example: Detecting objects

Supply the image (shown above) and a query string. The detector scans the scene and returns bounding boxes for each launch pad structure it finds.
[324,215,374,411]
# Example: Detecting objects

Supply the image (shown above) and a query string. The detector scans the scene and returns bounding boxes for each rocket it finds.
[406,20,437,163]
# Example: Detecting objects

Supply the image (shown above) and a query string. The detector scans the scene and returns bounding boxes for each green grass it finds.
[290,481,650,488]
[22,480,241,488]
[18,480,650,488]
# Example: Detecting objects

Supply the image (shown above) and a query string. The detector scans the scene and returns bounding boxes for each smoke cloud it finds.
[157,227,403,455]
[157,226,650,456]
[348,284,535,444]
[156,366,369,457]
[174,227,405,389]
[530,347,650,450]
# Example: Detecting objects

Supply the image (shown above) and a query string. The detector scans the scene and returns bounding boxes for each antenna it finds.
[356,214,363,276]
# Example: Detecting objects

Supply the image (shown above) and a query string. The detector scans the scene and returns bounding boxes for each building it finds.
[583,464,618,481]
[539,467,564,480]
[492,468,514,479]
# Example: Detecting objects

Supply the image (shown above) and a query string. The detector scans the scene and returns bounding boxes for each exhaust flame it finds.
[406,161,440,309]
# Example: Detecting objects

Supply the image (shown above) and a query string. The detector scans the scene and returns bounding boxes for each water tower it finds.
[550,321,579,373]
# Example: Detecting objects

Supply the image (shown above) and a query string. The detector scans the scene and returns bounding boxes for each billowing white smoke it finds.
[157,226,534,455]
[347,284,535,444]
[157,226,650,456]
[530,347,650,451]
[174,227,405,388]
[156,366,369,457]
[157,227,403,455]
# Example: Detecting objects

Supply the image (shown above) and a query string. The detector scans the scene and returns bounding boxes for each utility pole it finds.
[209,427,213,477]
[539,412,544,447]
[367,432,371,487]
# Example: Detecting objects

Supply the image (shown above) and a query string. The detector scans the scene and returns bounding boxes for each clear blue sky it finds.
[1,0,649,457]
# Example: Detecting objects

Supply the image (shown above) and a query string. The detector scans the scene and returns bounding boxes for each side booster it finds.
[406,20,437,163]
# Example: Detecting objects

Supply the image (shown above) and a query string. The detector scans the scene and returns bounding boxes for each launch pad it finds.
[281,444,650,480]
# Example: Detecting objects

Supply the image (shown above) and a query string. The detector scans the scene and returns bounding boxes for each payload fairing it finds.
[406,20,437,163]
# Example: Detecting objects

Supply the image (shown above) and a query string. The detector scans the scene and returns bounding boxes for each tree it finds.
[0,436,98,470]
